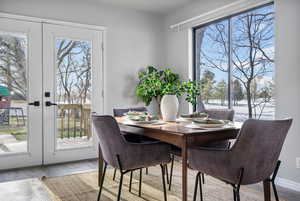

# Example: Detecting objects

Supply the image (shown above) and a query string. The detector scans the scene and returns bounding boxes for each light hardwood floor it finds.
[0,159,299,201]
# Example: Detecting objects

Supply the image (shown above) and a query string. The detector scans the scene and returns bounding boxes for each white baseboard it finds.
[276,177,300,192]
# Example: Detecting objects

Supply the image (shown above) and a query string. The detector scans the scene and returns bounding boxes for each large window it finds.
[194,3,275,121]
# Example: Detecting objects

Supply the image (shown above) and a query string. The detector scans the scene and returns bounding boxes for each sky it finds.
[195,4,275,89]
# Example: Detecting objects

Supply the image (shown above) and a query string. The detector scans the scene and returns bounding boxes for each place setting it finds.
[121,110,237,131]
[122,111,166,126]
[177,112,236,130]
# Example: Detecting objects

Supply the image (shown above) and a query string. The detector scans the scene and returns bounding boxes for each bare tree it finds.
[73,42,91,104]
[198,6,274,118]
[232,9,274,118]
[56,40,91,104]
[0,35,92,107]
[0,35,27,99]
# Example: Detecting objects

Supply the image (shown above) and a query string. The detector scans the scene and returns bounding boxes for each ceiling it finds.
[96,0,196,13]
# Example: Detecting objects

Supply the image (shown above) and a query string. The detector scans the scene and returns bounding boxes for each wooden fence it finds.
[57,104,91,139]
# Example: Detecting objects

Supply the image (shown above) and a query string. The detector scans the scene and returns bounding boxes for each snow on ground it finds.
[204,99,275,122]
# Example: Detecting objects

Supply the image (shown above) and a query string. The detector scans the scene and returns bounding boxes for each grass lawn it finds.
[0,127,27,141]
[0,116,27,141]
[0,117,91,142]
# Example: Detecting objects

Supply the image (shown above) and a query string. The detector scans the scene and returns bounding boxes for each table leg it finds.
[263,179,271,201]
[182,137,188,201]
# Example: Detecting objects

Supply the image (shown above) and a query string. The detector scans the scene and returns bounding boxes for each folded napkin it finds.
[125,111,148,116]
[128,115,159,122]
[180,112,208,118]
[193,119,224,124]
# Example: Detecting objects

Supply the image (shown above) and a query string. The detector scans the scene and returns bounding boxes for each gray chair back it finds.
[231,118,292,184]
[205,109,235,121]
[113,107,147,117]
[197,98,234,121]
[92,115,125,168]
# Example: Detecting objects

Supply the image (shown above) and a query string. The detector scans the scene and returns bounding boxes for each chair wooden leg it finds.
[146,167,149,175]
[113,168,117,181]
[129,171,133,192]
[160,164,168,201]
[117,173,124,201]
[263,179,271,201]
[139,168,142,197]
[97,163,107,201]
[168,154,174,191]
[201,173,205,184]
[193,172,199,201]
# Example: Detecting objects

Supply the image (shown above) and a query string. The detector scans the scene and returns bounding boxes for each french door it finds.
[0,17,103,169]
[43,23,103,164]
[0,18,43,169]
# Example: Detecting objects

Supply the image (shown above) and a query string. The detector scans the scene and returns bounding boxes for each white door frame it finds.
[0,12,107,31]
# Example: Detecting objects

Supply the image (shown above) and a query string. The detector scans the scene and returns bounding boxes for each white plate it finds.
[195,123,225,128]
[177,117,207,122]
[184,122,226,129]
[124,120,159,125]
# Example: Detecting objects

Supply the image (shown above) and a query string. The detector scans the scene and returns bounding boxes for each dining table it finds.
[115,117,244,201]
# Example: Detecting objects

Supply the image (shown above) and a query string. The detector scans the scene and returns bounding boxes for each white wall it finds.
[163,0,300,186]
[163,0,234,114]
[0,0,164,114]
[275,0,300,186]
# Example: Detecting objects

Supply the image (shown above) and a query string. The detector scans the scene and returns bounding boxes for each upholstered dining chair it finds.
[168,108,235,190]
[92,115,171,201]
[112,107,159,180]
[189,118,293,201]
[113,107,157,142]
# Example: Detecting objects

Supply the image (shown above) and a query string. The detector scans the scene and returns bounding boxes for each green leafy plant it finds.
[182,80,201,106]
[135,66,163,106]
[160,68,182,97]
[161,82,183,97]
[136,66,201,106]
[161,68,180,84]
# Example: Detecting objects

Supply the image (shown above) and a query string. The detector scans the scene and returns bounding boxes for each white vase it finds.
[146,98,160,116]
[160,95,179,121]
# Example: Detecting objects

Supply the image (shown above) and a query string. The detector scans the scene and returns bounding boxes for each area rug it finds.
[41,163,282,201]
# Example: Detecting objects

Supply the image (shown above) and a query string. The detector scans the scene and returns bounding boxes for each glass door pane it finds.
[0,31,28,154]
[55,39,92,150]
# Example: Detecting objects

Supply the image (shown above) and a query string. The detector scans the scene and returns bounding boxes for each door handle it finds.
[45,101,57,107]
[28,101,40,107]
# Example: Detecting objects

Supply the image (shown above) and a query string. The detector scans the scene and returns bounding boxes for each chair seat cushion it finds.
[119,142,171,170]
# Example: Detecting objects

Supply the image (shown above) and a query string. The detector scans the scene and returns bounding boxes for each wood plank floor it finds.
[0,159,299,201]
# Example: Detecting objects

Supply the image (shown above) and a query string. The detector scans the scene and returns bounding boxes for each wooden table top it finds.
[116,117,242,136]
